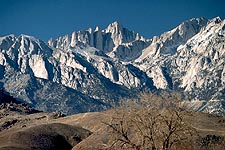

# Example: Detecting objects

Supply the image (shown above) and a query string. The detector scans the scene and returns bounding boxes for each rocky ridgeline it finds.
[0,17,225,115]
[0,89,40,115]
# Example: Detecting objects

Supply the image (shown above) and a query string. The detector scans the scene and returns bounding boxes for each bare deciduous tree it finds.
[104,92,195,150]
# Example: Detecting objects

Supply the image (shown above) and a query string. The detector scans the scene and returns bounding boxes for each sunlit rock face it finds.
[1,17,225,115]
[48,21,150,61]
[134,17,225,115]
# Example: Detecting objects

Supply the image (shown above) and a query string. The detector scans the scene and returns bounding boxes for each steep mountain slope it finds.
[134,17,208,89]
[172,17,225,114]
[1,17,225,115]
[134,17,225,114]
[0,32,154,114]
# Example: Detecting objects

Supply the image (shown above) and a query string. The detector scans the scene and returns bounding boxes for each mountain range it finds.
[0,16,225,115]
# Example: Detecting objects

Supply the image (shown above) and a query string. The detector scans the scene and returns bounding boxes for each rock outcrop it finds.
[1,17,225,115]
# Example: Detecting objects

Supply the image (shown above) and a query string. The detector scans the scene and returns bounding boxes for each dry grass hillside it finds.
[0,92,225,149]
[57,111,225,150]
[0,108,225,149]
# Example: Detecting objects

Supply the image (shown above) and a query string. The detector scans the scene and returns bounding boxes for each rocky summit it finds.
[0,17,225,115]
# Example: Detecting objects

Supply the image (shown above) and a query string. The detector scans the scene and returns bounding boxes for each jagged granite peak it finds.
[105,21,122,44]
[0,34,53,79]
[133,16,225,115]
[94,26,100,32]
[106,21,123,30]
[48,21,150,61]
[174,17,225,90]
[0,33,154,114]
[104,21,146,43]
[0,34,16,50]
[1,17,225,115]
[171,17,225,114]
[209,16,222,23]
[134,17,209,89]
[136,17,208,63]
[104,21,124,45]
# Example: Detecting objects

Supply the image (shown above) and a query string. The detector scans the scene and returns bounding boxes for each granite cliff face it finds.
[48,21,150,61]
[134,17,225,114]
[1,17,225,115]
[0,28,154,114]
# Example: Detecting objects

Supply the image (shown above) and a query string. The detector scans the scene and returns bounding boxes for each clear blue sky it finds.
[0,0,225,41]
